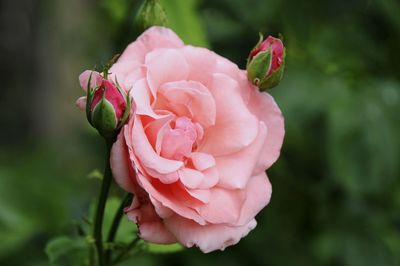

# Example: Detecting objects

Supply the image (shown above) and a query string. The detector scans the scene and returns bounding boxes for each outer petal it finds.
[75,96,87,111]
[145,48,189,96]
[110,129,136,193]
[125,191,176,244]
[136,173,206,225]
[199,73,258,156]
[182,46,217,87]
[195,187,245,225]
[118,26,184,63]
[216,122,267,189]
[164,215,257,253]
[247,91,285,171]
[79,70,102,91]
[237,172,272,225]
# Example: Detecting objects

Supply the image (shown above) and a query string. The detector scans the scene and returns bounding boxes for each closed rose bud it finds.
[136,0,168,31]
[80,71,131,139]
[247,34,286,90]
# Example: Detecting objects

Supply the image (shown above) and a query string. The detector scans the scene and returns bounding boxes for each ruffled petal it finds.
[157,80,216,128]
[216,122,267,189]
[131,116,183,177]
[75,96,87,111]
[118,26,184,64]
[79,70,102,92]
[199,73,258,156]
[247,91,285,171]
[237,172,272,225]
[164,215,257,253]
[145,48,189,96]
[110,130,136,193]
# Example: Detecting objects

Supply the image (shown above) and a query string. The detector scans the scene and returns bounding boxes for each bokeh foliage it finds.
[0,0,399,265]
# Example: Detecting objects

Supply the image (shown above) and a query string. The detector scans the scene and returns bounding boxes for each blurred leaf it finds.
[160,0,208,47]
[101,0,130,26]
[144,243,184,254]
[87,196,137,245]
[45,236,91,266]
[87,169,103,180]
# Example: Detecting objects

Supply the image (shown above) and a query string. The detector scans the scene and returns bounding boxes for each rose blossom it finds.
[81,26,284,252]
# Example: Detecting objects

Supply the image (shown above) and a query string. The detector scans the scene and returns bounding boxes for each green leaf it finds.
[45,236,92,266]
[144,242,184,254]
[160,0,208,47]
[87,169,103,180]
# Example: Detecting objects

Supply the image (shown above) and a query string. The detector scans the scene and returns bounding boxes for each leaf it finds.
[87,169,103,180]
[45,236,92,266]
[144,242,184,254]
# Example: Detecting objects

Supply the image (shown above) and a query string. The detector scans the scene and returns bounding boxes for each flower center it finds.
[160,117,203,161]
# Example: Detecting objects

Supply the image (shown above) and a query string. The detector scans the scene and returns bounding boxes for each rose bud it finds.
[247,34,286,90]
[85,73,131,139]
[136,0,168,31]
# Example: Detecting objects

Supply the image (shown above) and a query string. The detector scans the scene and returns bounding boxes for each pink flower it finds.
[109,27,285,253]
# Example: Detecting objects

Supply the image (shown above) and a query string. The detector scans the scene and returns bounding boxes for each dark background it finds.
[0,0,399,265]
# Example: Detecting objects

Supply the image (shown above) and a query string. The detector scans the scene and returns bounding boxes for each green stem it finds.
[93,139,115,266]
[105,193,132,264]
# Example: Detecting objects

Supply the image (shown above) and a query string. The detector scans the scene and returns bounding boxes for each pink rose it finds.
[107,27,285,253]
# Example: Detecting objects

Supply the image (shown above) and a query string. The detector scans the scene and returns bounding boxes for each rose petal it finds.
[125,194,176,244]
[157,80,216,128]
[145,48,189,96]
[118,26,184,64]
[131,116,183,176]
[179,168,205,189]
[164,215,257,253]
[247,91,285,171]
[131,79,164,119]
[237,172,272,225]
[199,73,258,156]
[79,70,102,92]
[190,152,216,171]
[195,186,245,224]
[75,96,87,111]
[182,46,217,87]
[216,122,267,189]
[137,173,206,225]
[110,130,136,193]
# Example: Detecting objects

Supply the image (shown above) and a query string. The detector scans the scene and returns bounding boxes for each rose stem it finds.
[93,138,115,266]
[105,193,132,264]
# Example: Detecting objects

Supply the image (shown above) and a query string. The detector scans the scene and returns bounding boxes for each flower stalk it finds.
[93,138,115,266]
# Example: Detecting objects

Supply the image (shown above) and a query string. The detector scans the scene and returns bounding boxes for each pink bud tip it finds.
[90,79,126,119]
[249,35,284,74]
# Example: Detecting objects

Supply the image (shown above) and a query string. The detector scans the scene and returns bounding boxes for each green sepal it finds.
[247,32,264,66]
[258,47,286,90]
[247,48,272,86]
[103,54,120,80]
[114,76,131,129]
[91,97,118,139]
[85,72,96,126]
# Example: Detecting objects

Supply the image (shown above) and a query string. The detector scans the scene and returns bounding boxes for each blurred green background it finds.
[1,0,399,265]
